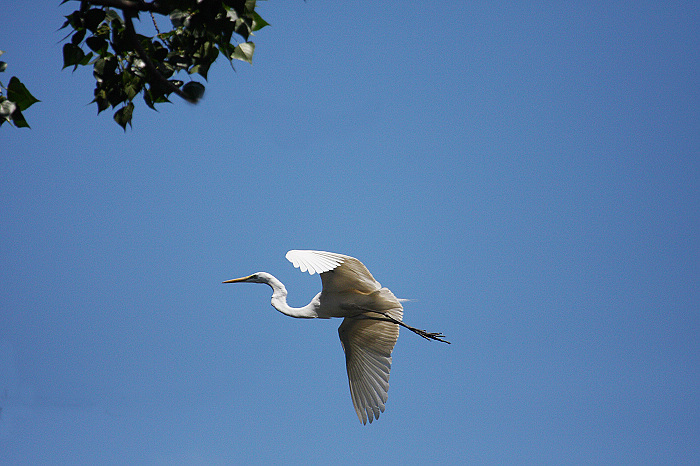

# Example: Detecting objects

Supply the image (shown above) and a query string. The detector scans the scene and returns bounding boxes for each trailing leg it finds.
[365,311,451,344]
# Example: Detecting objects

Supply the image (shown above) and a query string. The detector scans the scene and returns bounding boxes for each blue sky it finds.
[1,1,699,464]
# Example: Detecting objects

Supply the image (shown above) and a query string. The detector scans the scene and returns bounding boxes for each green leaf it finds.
[60,12,83,32]
[93,56,118,78]
[122,71,142,100]
[92,88,110,114]
[1,99,30,128]
[105,9,122,25]
[113,102,134,130]
[62,43,85,69]
[245,0,257,13]
[7,77,40,111]
[170,10,188,28]
[84,8,107,33]
[81,51,94,66]
[10,107,29,128]
[250,12,269,32]
[107,84,127,107]
[86,36,107,53]
[231,42,254,64]
[71,28,86,46]
[182,81,205,102]
[0,61,7,73]
[1,99,16,120]
[96,23,111,38]
[234,18,251,41]
[224,0,247,15]
[191,41,219,79]
[143,89,156,111]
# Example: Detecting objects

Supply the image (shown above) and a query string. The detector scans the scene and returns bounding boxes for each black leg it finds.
[363,311,451,344]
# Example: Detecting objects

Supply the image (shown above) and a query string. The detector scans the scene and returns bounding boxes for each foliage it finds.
[0,51,40,128]
[60,0,268,130]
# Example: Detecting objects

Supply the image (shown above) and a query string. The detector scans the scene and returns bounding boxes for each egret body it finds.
[224,250,449,424]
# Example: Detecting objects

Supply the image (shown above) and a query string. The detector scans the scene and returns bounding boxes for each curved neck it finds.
[264,274,318,319]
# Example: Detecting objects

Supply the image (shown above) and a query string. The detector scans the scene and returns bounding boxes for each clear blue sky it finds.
[2,1,698,464]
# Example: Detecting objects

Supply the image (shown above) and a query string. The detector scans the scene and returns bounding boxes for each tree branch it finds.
[123,13,198,104]
[82,0,168,15]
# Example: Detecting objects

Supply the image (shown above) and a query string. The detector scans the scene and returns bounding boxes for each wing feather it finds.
[283,250,408,423]
[286,250,381,295]
[285,250,346,275]
[338,316,399,424]
[356,350,387,417]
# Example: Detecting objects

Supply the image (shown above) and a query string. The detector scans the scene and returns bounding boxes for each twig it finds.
[82,0,167,15]
[150,11,160,35]
[123,13,197,104]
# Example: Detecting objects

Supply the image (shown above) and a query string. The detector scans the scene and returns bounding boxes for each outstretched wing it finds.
[287,250,404,423]
[285,250,345,274]
[338,316,400,424]
[286,250,380,294]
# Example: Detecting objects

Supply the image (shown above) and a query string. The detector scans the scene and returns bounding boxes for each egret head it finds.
[222,272,273,284]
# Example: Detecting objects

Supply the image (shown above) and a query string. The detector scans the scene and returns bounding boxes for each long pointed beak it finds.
[222,275,254,284]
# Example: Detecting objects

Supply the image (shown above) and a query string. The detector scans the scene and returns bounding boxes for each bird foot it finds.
[365,311,451,344]
[411,327,451,344]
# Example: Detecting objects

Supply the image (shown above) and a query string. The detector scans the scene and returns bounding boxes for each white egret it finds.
[223,250,449,424]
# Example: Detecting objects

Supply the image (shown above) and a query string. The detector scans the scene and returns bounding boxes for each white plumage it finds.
[224,250,449,424]
[285,249,344,275]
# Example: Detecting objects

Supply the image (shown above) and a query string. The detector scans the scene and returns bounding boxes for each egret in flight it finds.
[223,250,449,424]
